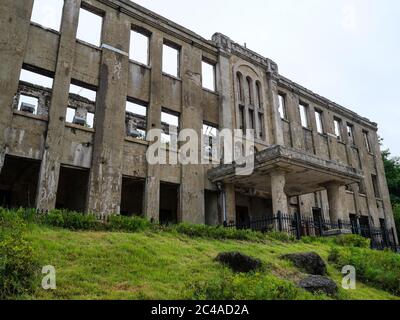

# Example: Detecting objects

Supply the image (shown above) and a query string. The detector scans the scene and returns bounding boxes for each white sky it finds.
[28,0,400,156]
[132,0,400,157]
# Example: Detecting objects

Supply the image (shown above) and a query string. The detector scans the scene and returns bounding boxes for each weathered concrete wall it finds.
[0,0,395,236]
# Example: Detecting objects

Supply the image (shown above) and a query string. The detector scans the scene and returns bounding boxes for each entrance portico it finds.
[208,145,363,224]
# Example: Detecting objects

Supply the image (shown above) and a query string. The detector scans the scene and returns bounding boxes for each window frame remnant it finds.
[315,109,324,134]
[299,102,309,128]
[201,59,216,92]
[129,28,151,66]
[76,7,103,47]
[162,41,180,78]
[125,99,148,140]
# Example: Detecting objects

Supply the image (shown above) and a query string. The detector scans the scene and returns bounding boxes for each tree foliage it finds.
[382,149,400,204]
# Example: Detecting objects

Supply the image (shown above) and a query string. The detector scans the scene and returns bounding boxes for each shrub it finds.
[331,234,370,248]
[266,231,296,243]
[328,246,400,295]
[174,223,266,242]
[302,234,370,249]
[186,271,313,300]
[106,215,151,233]
[0,209,39,299]
[41,210,101,231]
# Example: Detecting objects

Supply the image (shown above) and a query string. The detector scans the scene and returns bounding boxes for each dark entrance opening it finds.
[236,206,250,228]
[205,190,220,226]
[359,216,371,238]
[56,166,89,213]
[0,155,41,208]
[120,177,145,217]
[160,182,179,225]
[313,208,323,236]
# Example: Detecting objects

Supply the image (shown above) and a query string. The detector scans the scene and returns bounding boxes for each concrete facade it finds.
[0,0,396,240]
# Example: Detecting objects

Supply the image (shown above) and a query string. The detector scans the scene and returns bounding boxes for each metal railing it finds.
[226,212,399,252]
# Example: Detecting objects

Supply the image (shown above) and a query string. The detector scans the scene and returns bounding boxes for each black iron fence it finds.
[226,212,399,252]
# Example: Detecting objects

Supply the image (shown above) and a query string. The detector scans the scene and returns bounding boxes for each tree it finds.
[381,147,400,239]
[381,149,400,204]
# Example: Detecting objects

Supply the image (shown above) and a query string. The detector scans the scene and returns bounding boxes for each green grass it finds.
[17,223,399,300]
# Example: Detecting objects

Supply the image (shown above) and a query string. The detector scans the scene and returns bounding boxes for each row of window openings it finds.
[238,106,264,139]
[236,73,262,108]
[17,69,218,150]
[30,0,216,91]
[278,94,372,153]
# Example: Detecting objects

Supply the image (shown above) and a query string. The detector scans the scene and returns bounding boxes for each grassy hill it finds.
[1,209,399,300]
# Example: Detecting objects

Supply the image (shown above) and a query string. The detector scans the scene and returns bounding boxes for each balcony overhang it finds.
[208,145,363,197]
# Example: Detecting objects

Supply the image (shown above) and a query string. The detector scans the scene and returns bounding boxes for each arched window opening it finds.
[246,76,253,105]
[256,81,262,107]
[237,72,244,102]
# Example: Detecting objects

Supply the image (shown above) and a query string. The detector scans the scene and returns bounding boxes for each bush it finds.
[328,246,400,295]
[0,209,39,299]
[173,223,267,242]
[42,210,101,231]
[266,231,296,243]
[302,234,370,249]
[186,271,313,300]
[331,234,370,248]
[106,215,151,233]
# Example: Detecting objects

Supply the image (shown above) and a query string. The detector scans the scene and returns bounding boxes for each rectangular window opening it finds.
[347,124,355,145]
[203,123,218,159]
[258,112,264,138]
[299,103,309,128]
[19,68,54,89]
[76,7,103,47]
[129,29,150,65]
[161,109,180,145]
[162,42,180,78]
[278,94,286,119]
[30,0,64,31]
[18,95,39,114]
[126,100,148,140]
[334,118,342,140]
[315,110,324,134]
[202,60,216,91]
[68,82,97,128]
[363,131,372,153]
[371,174,380,198]
[239,105,245,132]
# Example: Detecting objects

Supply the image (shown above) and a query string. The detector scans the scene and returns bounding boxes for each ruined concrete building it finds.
[0,0,397,243]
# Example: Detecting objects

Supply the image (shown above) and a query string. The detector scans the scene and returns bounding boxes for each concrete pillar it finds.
[266,73,284,145]
[179,44,205,224]
[225,184,236,224]
[87,10,130,215]
[36,0,81,211]
[144,31,163,222]
[326,183,345,222]
[270,171,288,215]
[285,93,304,150]
[0,0,34,173]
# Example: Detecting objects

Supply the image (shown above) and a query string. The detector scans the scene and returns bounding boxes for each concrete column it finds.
[144,31,163,222]
[36,0,81,211]
[326,183,345,222]
[270,171,288,215]
[225,184,236,224]
[266,73,284,145]
[179,45,205,224]
[87,11,130,215]
[285,93,304,150]
[213,34,234,131]
[0,0,34,172]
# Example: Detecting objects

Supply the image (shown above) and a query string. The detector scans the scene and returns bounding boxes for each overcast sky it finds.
[130,0,400,157]
[30,0,400,157]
